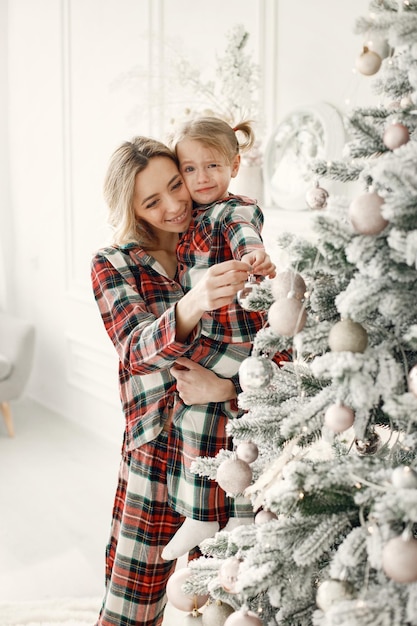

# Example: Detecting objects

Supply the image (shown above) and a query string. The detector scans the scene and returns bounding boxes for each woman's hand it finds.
[175,259,250,342]
[171,357,236,405]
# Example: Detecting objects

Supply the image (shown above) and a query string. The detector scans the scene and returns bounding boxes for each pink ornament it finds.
[355,46,382,75]
[383,122,410,150]
[270,270,306,301]
[349,192,389,235]
[236,441,259,464]
[324,403,355,433]
[255,509,278,524]
[382,535,417,583]
[328,319,368,353]
[219,556,241,593]
[216,458,253,495]
[166,568,209,612]
[408,364,417,397]
[268,297,307,337]
[224,609,263,626]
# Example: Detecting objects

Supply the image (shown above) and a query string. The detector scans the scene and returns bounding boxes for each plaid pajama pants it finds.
[96,429,231,626]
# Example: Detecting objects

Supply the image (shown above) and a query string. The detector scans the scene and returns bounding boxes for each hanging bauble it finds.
[255,509,278,524]
[218,556,241,594]
[349,191,389,235]
[328,319,368,353]
[400,95,413,109]
[316,579,355,612]
[166,568,209,612]
[216,457,253,495]
[391,465,417,489]
[202,599,235,626]
[270,269,306,301]
[305,182,329,210]
[356,46,382,75]
[408,364,417,397]
[383,122,410,150]
[382,535,417,583]
[237,275,258,311]
[236,441,259,464]
[224,609,263,626]
[324,403,355,433]
[183,609,204,624]
[354,430,381,456]
[239,356,274,391]
[268,297,307,337]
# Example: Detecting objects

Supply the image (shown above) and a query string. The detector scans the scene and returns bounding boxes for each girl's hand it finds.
[241,249,276,278]
[171,357,236,405]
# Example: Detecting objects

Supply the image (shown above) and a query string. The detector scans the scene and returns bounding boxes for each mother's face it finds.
[133,156,193,236]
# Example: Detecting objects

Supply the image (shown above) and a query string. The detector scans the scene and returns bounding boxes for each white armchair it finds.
[0,312,36,436]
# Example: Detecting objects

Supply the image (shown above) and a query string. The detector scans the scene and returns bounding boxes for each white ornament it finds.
[356,46,382,75]
[268,297,307,337]
[239,356,274,391]
[270,269,306,301]
[382,535,417,583]
[236,441,259,463]
[349,191,388,235]
[316,579,355,612]
[383,122,410,150]
[166,568,209,612]
[224,609,263,626]
[216,458,253,495]
[202,600,235,626]
[255,509,278,524]
[324,403,355,433]
[408,364,417,397]
[219,556,241,593]
[366,36,390,59]
[328,319,368,353]
[391,466,417,489]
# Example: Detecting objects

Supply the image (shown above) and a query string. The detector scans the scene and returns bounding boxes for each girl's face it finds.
[133,156,192,242]
[176,138,240,205]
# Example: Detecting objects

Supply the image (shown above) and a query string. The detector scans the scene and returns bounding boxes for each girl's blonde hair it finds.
[103,136,179,247]
[169,116,255,164]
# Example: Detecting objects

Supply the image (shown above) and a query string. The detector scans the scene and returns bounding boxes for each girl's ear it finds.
[230,154,241,179]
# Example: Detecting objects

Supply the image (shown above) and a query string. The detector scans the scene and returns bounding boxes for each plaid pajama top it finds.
[177,194,267,342]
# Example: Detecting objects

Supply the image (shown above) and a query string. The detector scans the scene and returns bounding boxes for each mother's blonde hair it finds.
[104,136,179,247]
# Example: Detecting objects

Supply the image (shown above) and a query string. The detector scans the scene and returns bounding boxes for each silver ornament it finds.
[306,182,329,210]
[237,275,258,310]
[239,356,274,391]
[354,431,381,456]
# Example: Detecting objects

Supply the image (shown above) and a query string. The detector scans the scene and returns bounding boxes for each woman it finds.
[91,136,251,626]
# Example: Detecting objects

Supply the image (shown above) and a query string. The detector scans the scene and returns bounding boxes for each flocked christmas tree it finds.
[166,2,417,625]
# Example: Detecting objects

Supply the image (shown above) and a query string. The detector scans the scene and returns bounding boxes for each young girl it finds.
[161,116,291,560]
[91,136,252,626]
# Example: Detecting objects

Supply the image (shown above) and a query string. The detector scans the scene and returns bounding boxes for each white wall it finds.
[2,0,376,441]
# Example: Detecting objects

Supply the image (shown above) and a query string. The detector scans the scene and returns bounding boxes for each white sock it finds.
[222,516,254,532]
[161,518,219,560]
